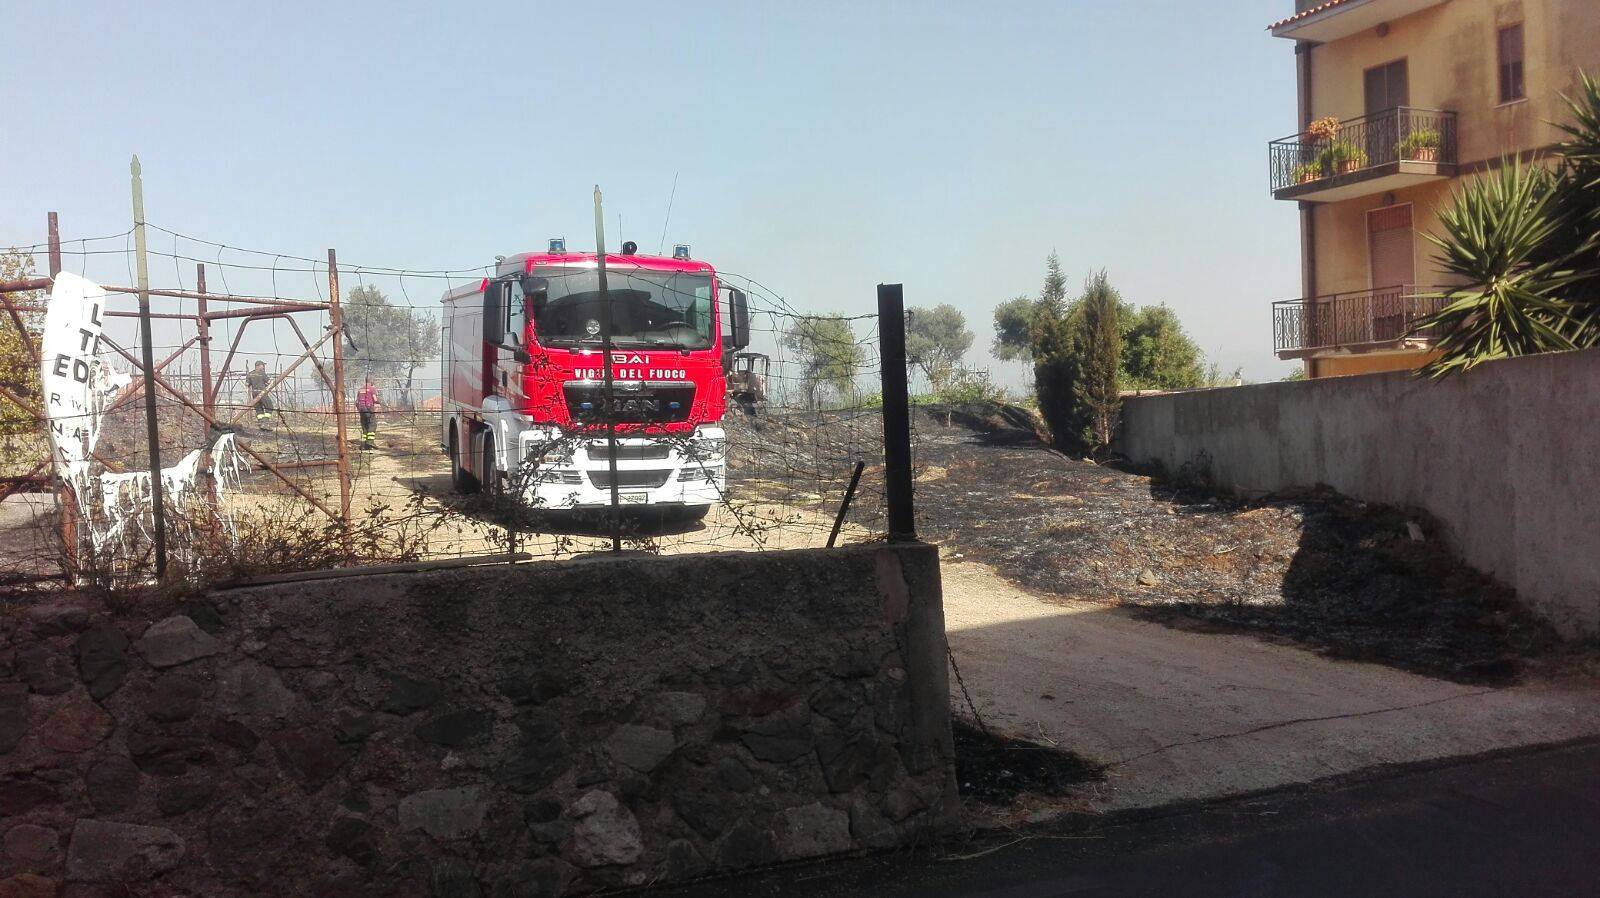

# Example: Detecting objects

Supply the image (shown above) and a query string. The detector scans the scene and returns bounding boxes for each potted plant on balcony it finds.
[1307,116,1340,143]
[1399,128,1441,162]
[1320,140,1369,174]
[1293,162,1324,184]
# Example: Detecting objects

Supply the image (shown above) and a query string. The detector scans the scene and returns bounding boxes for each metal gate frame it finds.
[0,212,354,576]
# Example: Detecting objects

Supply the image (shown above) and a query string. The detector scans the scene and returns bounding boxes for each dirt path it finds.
[941,558,1600,815]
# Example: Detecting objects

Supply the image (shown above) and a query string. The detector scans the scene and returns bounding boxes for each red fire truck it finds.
[440,241,749,516]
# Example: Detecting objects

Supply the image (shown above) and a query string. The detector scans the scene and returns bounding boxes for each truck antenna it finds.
[656,171,678,255]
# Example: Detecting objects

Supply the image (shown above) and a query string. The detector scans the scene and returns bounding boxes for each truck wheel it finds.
[481,435,502,498]
[450,426,477,494]
[676,505,710,523]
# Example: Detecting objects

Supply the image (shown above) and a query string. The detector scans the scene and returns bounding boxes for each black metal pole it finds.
[877,283,915,541]
[826,460,866,548]
[131,157,168,579]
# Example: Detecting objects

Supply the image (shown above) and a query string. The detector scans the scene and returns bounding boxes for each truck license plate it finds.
[620,492,648,505]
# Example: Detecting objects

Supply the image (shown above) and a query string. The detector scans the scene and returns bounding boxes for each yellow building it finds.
[1267,0,1600,378]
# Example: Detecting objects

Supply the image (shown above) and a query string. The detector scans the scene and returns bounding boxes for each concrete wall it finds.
[1117,348,1600,636]
[0,543,957,896]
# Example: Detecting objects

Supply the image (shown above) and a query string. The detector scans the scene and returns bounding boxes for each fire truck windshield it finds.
[529,268,714,350]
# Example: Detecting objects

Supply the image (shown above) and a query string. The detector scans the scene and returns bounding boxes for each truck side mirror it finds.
[483,281,505,346]
[728,288,750,350]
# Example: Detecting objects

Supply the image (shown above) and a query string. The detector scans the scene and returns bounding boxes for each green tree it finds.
[1009,256,1210,451]
[1076,272,1121,449]
[1419,72,1600,375]
[991,255,1072,365]
[1030,257,1091,452]
[990,296,1037,362]
[904,303,973,392]
[0,249,43,445]
[1038,252,1069,317]
[1120,304,1204,390]
[782,314,863,409]
[343,285,439,405]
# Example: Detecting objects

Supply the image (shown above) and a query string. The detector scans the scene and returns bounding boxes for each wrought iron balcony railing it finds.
[1272,286,1451,354]
[1269,107,1457,196]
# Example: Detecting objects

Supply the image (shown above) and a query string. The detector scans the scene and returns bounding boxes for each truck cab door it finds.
[482,278,530,404]
[500,278,529,406]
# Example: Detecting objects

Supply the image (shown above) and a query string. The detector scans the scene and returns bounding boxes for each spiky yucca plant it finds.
[1417,162,1579,377]
[1550,70,1600,342]
[1417,70,1600,376]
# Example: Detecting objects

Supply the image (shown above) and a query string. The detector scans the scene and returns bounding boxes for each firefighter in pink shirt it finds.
[356,377,381,450]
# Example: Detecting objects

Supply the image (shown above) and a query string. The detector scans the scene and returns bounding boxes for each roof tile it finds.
[1268,0,1357,32]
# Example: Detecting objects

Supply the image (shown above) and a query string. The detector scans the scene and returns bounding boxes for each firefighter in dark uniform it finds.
[245,361,275,431]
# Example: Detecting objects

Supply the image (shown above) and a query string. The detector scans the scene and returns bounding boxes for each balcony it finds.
[1270,107,1456,202]
[1272,286,1449,358]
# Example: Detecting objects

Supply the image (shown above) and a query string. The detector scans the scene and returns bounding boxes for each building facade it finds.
[1268,0,1600,378]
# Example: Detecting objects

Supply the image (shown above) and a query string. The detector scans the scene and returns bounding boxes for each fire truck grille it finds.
[588,469,673,490]
[564,383,695,424]
[586,441,672,461]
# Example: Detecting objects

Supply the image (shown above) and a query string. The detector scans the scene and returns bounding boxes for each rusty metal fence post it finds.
[45,212,78,575]
[196,264,212,417]
[327,249,353,558]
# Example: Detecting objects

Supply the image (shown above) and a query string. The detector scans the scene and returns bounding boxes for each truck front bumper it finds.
[516,426,727,510]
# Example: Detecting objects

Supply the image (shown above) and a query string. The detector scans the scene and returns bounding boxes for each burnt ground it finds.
[731,402,1568,685]
[950,719,1102,807]
[906,402,1565,684]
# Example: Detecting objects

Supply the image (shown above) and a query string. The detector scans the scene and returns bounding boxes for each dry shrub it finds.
[181,494,448,584]
[62,491,464,594]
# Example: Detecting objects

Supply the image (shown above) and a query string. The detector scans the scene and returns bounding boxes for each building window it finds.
[1497,24,1525,103]
[1364,59,1410,114]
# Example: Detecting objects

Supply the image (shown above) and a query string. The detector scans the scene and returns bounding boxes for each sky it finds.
[0,0,1305,389]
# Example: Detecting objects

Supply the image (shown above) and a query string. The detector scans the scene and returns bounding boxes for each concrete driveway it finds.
[941,560,1600,813]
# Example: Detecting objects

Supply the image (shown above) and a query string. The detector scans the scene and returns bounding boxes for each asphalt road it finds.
[648,740,1600,898]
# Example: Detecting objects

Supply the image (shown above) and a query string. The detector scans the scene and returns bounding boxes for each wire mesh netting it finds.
[0,220,919,591]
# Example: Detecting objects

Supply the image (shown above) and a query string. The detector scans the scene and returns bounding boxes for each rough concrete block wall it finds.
[1116,348,1600,636]
[0,543,957,896]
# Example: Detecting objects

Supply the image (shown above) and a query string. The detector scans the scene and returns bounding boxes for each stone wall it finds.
[1116,347,1600,635]
[0,543,957,896]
